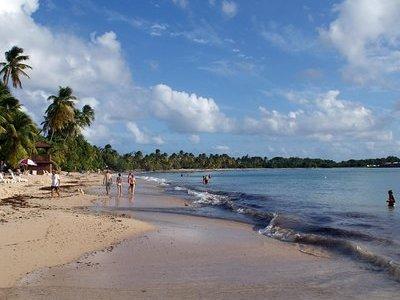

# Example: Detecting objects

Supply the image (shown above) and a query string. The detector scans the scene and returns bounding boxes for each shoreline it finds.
[2,177,399,299]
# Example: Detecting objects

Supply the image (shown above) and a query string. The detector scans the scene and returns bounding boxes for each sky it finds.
[1,0,400,160]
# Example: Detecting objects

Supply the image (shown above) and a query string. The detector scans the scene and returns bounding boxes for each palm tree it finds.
[77,105,95,128]
[0,110,37,167]
[42,86,76,141]
[0,46,32,88]
[63,104,95,139]
[0,83,20,134]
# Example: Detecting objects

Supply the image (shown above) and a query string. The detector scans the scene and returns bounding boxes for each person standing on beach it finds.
[128,172,136,195]
[116,173,123,197]
[103,170,112,195]
[51,170,61,197]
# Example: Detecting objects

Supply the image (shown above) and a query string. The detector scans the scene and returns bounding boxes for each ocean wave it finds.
[259,214,400,281]
[187,189,228,205]
[165,181,400,281]
[137,175,169,186]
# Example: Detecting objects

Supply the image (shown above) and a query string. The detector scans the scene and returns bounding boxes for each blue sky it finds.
[1,0,400,160]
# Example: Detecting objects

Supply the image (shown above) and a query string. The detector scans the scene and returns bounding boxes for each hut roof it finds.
[35,141,51,149]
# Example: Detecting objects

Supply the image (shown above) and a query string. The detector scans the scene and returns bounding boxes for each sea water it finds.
[140,168,400,281]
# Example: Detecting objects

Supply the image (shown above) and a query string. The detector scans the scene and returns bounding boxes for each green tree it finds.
[42,86,76,141]
[0,46,32,88]
[0,110,37,167]
[0,83,19,134]
[62,104,95,140]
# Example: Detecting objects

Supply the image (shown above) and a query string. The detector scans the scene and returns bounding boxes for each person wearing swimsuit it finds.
[116,173,122,197]
[128,172,136,194]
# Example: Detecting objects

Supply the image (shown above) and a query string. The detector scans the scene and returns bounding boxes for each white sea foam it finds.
[174,186,187,191]
[187,189,227,205]
[137,175,169,186]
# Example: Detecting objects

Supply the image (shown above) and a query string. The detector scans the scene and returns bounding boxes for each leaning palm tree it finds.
[42,86,76,141]
[62,105,95,140]
[0,110,37,167]
[77,105,95,128]
[0,46,32,88]
[0,83,20,134]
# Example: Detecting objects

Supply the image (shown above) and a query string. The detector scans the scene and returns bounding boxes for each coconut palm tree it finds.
[0,83,20,135]
[0,46,32,88]
[77,105,95,128]
[0,110,37,167]
[61,105,95,140]
[42,86,76,141]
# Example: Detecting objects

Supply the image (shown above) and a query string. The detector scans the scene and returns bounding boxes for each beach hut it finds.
[32,141,53,174]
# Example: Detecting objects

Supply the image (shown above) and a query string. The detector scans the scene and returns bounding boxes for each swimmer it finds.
[387,190,396,207]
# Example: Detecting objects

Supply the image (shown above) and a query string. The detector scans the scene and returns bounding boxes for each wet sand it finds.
[4,181,400,299]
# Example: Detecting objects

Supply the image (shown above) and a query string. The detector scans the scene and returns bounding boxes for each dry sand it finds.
[0,173,153,289]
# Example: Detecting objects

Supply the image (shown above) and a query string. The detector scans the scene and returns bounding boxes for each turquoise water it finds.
[141,168,400,280]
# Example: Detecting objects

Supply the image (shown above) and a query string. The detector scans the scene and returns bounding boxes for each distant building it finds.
[32,141,53,174]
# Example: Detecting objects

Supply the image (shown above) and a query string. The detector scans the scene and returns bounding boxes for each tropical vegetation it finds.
[0,45,399,171]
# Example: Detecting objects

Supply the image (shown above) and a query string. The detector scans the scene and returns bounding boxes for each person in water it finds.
[387,190,396,207]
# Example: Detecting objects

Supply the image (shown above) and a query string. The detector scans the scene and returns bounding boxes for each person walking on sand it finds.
[116,173,123,197]
[387,190,396,207]
[51,170,61,197]
[128,172,136,195]
[103,170,112,195]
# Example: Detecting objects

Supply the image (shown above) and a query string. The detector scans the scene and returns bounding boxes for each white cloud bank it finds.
[150,84,233,133]
[242,90,391,142]
[320,0,400,84]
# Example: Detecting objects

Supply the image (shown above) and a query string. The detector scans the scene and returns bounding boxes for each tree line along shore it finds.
[1,46,399,173]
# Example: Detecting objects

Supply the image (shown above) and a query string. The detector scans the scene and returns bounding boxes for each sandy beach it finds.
[0,173,153,290]
[0,175,398,299]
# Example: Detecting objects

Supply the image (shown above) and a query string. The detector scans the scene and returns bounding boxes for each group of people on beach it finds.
[18,166,400,210]
[103,170,136,197]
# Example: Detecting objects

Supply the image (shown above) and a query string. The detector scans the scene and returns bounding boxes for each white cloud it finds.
[126,122,164,145]
[189,134,200,144]
[0,1,132,102]
[150,84,234,133]
[0,0,38,14]
[320,0,400,84]
[221,1,237,18]
[242,90,391,142]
